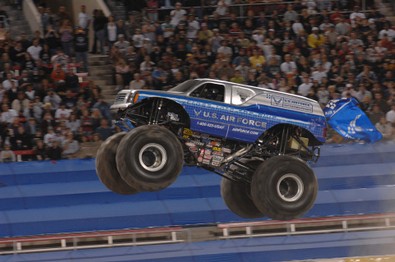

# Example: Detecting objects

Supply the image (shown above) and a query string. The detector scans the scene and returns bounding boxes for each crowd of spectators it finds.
[0,3,116,162]
[0,0,394,163]
[107,0,394,143]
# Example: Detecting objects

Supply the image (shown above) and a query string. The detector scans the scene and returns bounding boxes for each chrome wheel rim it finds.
[138,143,167,172]
[277,174,304,202]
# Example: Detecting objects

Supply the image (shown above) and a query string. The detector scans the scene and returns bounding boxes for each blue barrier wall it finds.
[0,142,395,237]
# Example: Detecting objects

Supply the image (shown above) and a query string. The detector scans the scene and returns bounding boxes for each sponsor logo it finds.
[347,114,363,135]
[231,127,259,135]
[265,93,313,113]
[194,110,266,128]
[222,147,231,153]
[202,159,211,165]
[197,121,226,129]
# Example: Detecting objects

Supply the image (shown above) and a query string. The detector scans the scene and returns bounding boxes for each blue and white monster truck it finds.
[95,78,377,220]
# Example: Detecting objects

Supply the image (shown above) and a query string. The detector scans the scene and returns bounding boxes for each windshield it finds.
[168,80,199,93]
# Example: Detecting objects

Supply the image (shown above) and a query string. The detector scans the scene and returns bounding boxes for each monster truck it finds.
[96,78,327,220]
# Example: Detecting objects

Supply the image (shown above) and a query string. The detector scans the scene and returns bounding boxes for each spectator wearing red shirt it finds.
[146,0,159,22]
[50,64,66,83]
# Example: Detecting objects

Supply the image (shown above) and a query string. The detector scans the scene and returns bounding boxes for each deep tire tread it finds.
[116,125,184,191]
[251,156,318,220]
[221,159,264,218]
[221,178,263,218]
[95,132,139,195]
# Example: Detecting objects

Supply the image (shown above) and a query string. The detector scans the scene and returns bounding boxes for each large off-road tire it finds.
[221,160,264,218]
[116,125,184,191]
[251,155,318,220]
[95,132,139,195]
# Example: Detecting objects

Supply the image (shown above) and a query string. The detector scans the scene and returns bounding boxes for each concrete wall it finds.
[23,0,41,34]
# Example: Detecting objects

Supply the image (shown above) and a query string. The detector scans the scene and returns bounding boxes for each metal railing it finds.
[145,0,370,22]
[218,213,395,239]
[0,227,188,255]
[2,213,395,254]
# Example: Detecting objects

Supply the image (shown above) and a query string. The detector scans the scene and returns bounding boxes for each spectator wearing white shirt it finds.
[280,54,297,77]
[319,18,334,32]
[215,0,232,16]
[43,89,62,110]
[0,103,18,124]
[292,19,305,36]
[348,32,364,48]
[210,29,224,53]
[379,24,395,41]
[106,15,117,50]
[297,76,313,97]
[252,29,265,46]
[43,127,59,147]
[132,29,144,49]
[50,48,69,70]
[283,4,298,23]
[303,0,317,14]
[341,83,358,98]
[11,91,30,113]
[325,25,338,47]
[66,113,81,134]
[2,73,19,91]
[386,104,395,126]
[114,34,130,56]
[321,55,332,73]
[27,39,42,62]
[129,73,146,89]
[161,15,174,39]
[217,40,233,59]
[78,5,91,30]
[0,144,16,163]
[317,85,330,105]
[62,132,80,158]
[375,116,393,140]
[140,55,155,73]
[186,14,200,40]
[335,19,350,37]
[55,103,72,120]
[170,2,187,27]
[311,65,327,84]
[349,6,365,27]
[355,83,372,103]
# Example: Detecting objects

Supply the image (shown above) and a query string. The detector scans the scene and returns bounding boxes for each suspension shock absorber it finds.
[279,126,290,155]
[148,99,164,125]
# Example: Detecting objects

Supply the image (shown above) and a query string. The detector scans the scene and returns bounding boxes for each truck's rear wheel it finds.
[95,132,138,194]
[251,156,317,220]
[116,125,184,191]
[221,160,264,218]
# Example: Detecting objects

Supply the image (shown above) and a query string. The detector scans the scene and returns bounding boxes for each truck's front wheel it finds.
[116,125,184,191]
[95,132,139,194]
[251,156,317,220]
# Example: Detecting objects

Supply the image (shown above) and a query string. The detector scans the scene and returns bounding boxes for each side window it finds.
[190,83,225,102]
[190,85,205,98]
[231,86,256,105]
